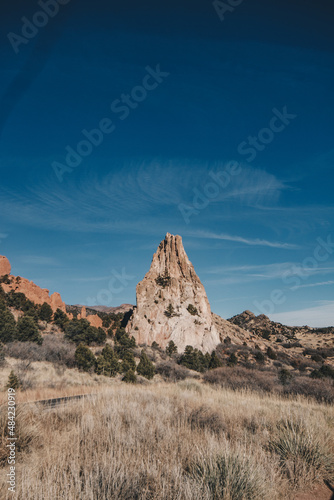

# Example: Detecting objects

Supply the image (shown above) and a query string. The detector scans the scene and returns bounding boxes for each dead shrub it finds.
[187,405,226,435]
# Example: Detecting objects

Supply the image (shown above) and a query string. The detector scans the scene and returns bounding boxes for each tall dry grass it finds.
[0,381,333,499]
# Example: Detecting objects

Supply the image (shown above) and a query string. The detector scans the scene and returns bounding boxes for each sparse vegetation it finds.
[164,303,176,318]
[155,272,171,288]
[187,304,198,316]
[0,382,333,499]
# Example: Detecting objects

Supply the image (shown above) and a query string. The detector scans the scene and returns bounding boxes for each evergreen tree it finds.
[6,371,20,389]
[16,316,43,344]
[179,345,208,372]
[209,351,222,369]
[122,369,137,383]
[38,302,53,322]
[75,343,96,371]
[0,342,5,366]
[121,351,136,373]
[137,350,155,379]
[96,345,120,376]
[164,303,175,318]
[0,302,17,343]
[53,308,69,330]
[166,340,177,356]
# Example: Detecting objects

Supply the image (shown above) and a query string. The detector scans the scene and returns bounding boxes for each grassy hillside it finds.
[1,381,333,499]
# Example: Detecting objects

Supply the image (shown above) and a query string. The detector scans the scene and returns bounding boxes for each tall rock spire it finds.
[127,233,220,352]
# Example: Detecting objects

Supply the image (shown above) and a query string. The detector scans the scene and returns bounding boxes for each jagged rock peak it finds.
[0,255,11,276]
[126,233,220,352]
[147,233,199,283]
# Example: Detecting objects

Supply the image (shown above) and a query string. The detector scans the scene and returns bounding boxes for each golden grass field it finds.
[1,370,334,499]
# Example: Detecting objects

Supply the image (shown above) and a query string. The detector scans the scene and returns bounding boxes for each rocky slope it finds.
[126,233,221,352]
[0,255,66,313]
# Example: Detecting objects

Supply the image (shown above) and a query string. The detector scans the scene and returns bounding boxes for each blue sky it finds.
[0,0,333,326]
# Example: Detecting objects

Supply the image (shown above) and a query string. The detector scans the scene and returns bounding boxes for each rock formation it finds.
[0,255,67,314]
[126,233,221,352]
[78,305,103,328]
[0,256,11,276]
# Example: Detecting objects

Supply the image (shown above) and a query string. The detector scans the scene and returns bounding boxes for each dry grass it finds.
[0,357,118,404]
[0,380,333,499]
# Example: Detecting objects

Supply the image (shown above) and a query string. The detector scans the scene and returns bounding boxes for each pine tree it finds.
[75,343,96,372]
[209,351,222,369]
[0,302,17,343]
[6,370,20,390]
[137,350,155,379]
[96,345,120,376]
[122,369,137,384]
[38,302,53,322]
[16,316,43,344]
[0,342,5,367]
[166,340,177,356]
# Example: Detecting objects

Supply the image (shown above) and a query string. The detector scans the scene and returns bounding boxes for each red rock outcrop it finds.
[78,306,103,328]
[126,233,220,352]
[0,255,67,314]
[0,256,11,276]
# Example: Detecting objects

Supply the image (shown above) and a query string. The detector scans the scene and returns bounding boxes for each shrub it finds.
[187,405,225,434]
[137,350,155,379]
[310,365,334,380]
[6,370,20,389]
[269,418,334,487]
[151,341,159,349]
[227,352,238,367]
[279,368,293,386]
[187,304,198,316]
[38,302,53,322]
[122,369,137,383]
[254,350,265,364]
[311,353,323,363]
[164,304,176,318]
[155,273,171,288]
[267,347,277,360]
[188,450,268,499]
[16,316,43,344]
[5,335,76,367]
[74,344,96,372]
[166,340,177,356]
[155,360,190,381]
[224,336,231,345]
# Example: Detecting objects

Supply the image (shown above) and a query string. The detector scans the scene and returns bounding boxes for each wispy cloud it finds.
[270,302,334,328]
[187,230,299,249]
[292,280,334,290]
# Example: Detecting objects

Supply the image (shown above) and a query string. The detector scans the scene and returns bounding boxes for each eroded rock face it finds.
[126,233,220,352]
[0,255,67,314]
[78,306,103,328]
[0,256,11,276]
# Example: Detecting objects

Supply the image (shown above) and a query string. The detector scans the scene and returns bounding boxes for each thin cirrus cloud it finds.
[271,301,334,327]
[187,230,299,249]
[291,280,334,290]
[0,159,288,233]
[205,263,334,285]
